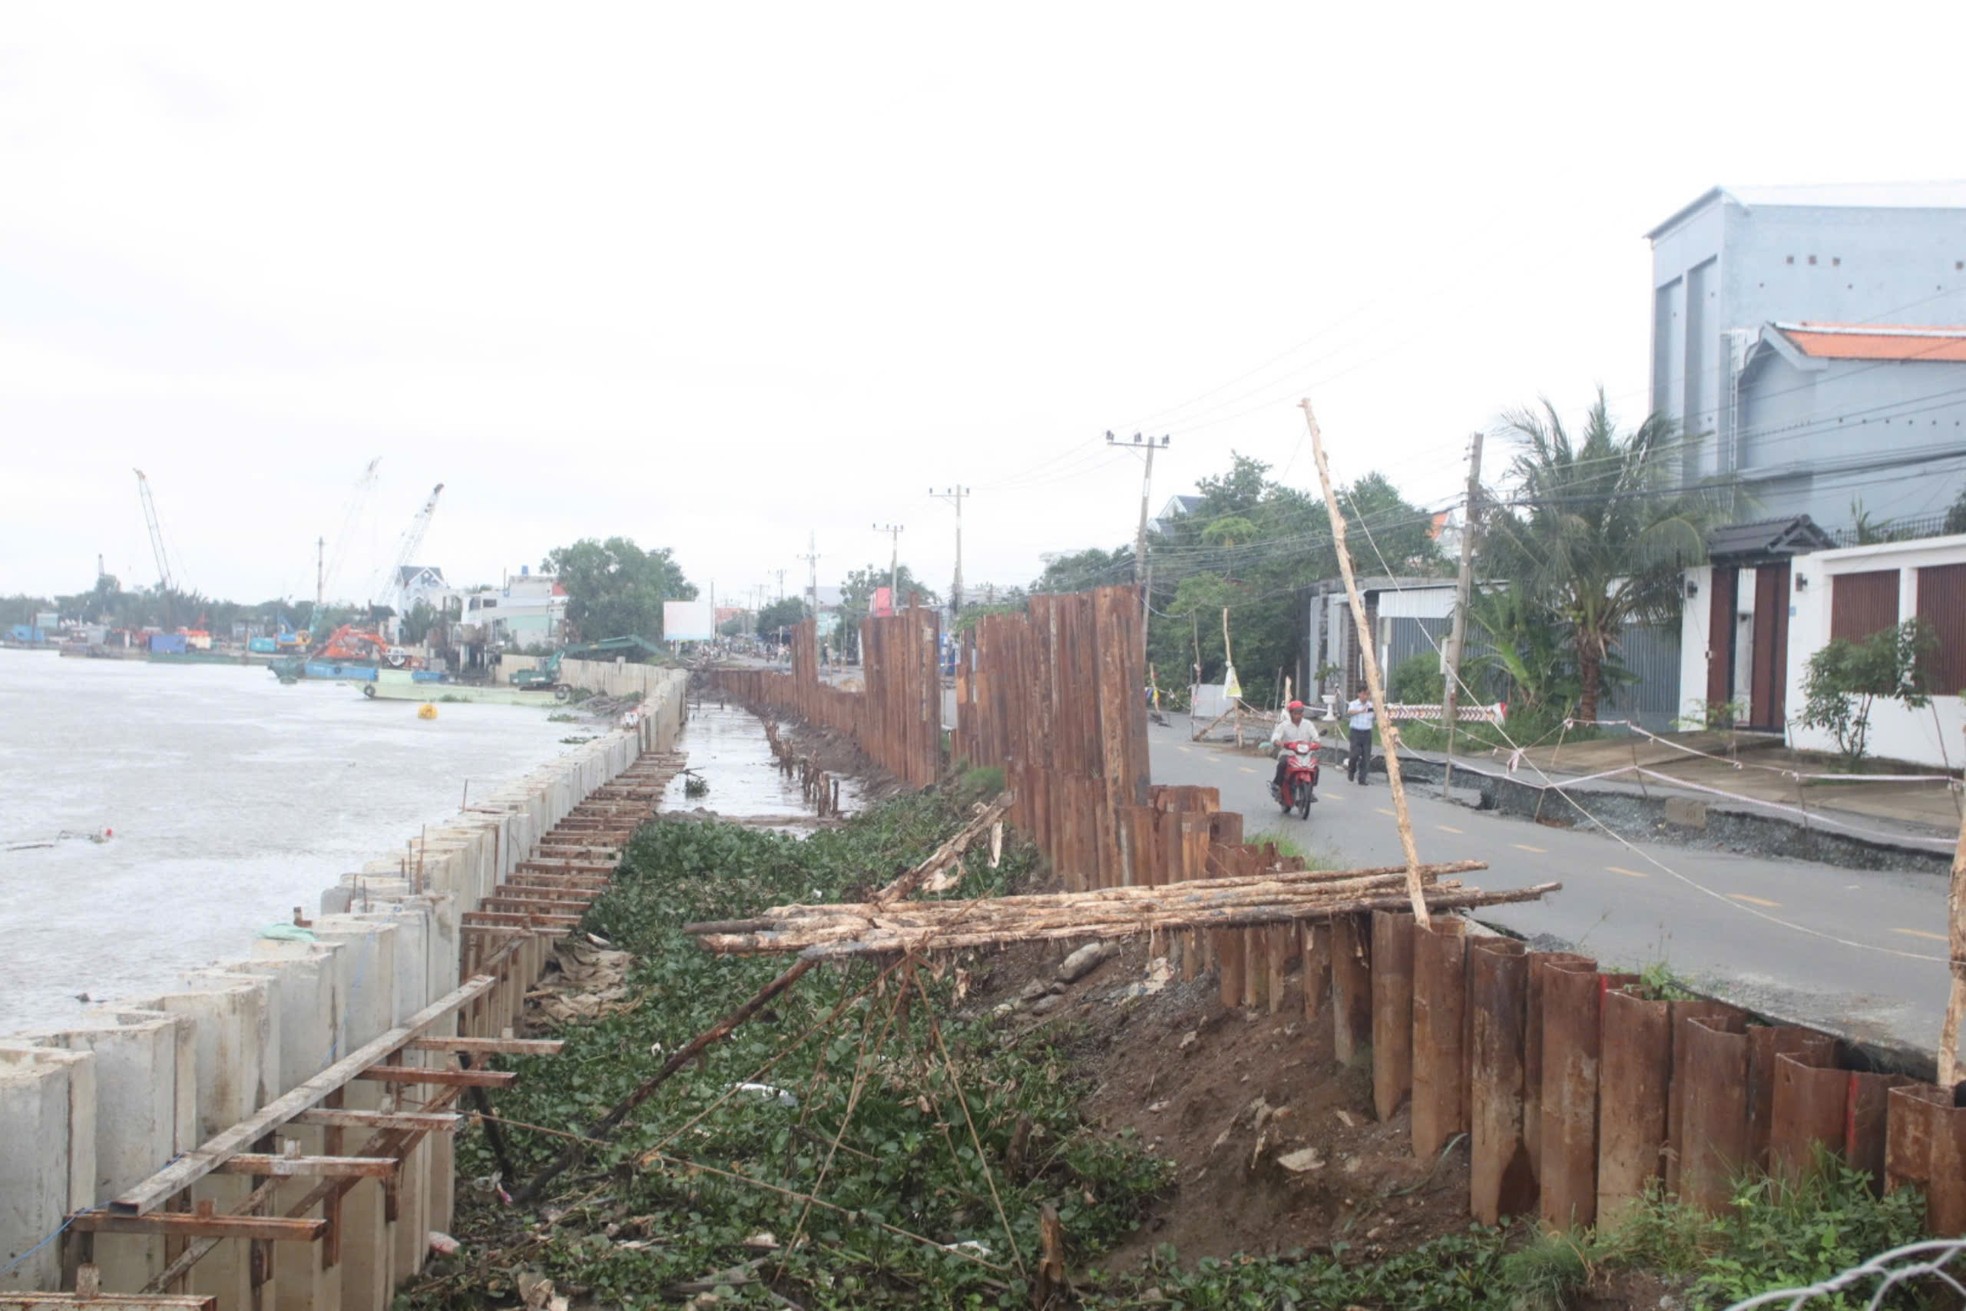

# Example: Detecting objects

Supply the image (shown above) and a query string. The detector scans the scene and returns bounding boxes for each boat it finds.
[356,669,566,706]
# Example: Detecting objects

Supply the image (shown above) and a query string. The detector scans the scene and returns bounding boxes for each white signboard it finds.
[662,600,716,642]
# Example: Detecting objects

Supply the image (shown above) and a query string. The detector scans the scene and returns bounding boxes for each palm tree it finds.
[1483,389,1714,724]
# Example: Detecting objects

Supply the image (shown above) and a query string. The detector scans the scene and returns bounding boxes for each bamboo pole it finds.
[1301,398,1429,927]
[780,884,1560,958]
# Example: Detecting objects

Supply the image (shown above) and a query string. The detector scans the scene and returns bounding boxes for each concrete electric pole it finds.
[1107,431,1170,630]
[1440,430,1485,799]
[872,523,904,610]
[799,534,820,621]
[930,486,969,615]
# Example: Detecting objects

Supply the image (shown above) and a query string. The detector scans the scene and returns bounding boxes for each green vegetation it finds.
[545,536,697,644]
[1798,619,1937,769]
[1076,1157,1922,1310]
[409,794,1171,1310]
[1390,652,1446,705]
[1480,390,1717,725]
[1036,454,1444,702]
[755,596,810,640]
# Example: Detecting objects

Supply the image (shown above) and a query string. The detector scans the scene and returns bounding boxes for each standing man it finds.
[1346,691,1375,785]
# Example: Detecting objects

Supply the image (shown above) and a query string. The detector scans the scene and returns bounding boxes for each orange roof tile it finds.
[1776,322,1966,362]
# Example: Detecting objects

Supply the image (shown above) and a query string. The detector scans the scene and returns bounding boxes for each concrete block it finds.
[1664,795,1709,829]
[0,1046,93,1293]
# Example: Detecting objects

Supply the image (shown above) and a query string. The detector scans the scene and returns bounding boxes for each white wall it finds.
[1786,536,1966,768]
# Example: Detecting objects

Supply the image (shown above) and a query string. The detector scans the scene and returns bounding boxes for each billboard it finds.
[662,600,717,642]
[815,610,842,638]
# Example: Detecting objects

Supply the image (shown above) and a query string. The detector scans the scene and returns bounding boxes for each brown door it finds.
[1749,563,1790,729]
[1705,567,1738,709]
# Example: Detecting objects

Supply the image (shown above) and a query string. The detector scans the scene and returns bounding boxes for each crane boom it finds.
[133,469,177,593]
[384,482,444,615]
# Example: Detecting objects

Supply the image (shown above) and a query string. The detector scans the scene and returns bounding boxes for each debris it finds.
[741,1231,780,1251]
[1334,1108,1358,1129]
[1276,1147,1325,1173]
[1030,993,1066,1017]
[427,1231,460,1256]
[730,1082,798,1108]
[1179,1030,1199,1051]
[1058,941,1118,983]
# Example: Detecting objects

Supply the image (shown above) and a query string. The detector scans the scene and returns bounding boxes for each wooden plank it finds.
[74,1214,326,1243]
[292,1109,461,1132]
[110,974,495,1215]
[411,1036,564,1055]
[215,1155,399,1179]
[462,911,583,928]
[354,1066,515,1088]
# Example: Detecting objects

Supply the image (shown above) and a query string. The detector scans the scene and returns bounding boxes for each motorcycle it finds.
[1269,739,1320,818]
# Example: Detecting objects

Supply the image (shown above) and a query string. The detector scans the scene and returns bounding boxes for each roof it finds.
[1647,181,1966,239]
[1705,516,1834,563]
[1771,322,1966,363]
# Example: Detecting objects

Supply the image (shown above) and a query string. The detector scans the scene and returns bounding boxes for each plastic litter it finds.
[730,1082,798,1108]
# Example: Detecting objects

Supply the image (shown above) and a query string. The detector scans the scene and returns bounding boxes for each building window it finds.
[1829,570,1899,643]
[1916,563,1966,695]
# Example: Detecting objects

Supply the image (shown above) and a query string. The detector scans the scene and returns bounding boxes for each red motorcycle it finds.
[1269,740,1320,818]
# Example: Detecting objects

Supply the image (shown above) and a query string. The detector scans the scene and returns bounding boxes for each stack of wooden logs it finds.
[689,859,1554,960]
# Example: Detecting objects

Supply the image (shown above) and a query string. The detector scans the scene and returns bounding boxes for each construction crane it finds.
[378,482,445,623]
[320,456,382,604]
[133,469,181,593]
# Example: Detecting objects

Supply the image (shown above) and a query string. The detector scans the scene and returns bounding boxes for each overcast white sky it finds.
[4,2,1964,611]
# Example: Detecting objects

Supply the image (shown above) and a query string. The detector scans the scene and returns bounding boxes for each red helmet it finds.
[1287,699,1305,711]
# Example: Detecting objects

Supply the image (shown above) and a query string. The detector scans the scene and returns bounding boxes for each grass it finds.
[1072,1153,1925,1310]
[1246,828,1315,863]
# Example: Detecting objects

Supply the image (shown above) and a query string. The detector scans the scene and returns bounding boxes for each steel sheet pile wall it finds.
[710,611,941,787]
[1283,912,1966,1239]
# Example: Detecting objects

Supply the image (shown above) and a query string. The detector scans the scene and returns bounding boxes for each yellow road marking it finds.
[1437,824,1464,834]
[1728,893,1780,908]
[1512,843,1547,854]
[1204,754,1222,765]
[1606,865,1649,879]
[1238,766,1258,774]
[1893,927,1947,942]
[1376,807,1396,817]
[1176,745,1192,753]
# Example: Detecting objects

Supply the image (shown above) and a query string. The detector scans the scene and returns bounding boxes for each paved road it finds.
[1146,721,1951,1064]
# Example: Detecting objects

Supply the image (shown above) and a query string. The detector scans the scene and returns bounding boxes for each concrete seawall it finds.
[0,662,687,1308]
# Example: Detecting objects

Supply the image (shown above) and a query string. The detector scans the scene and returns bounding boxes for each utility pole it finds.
[1440,430,1484,800]
[1107,431,1169,630]
[799,534,820,620]
[872,524,904,612]
[775,569,787,603]
[930,486,969,614]
[316,536,325,608]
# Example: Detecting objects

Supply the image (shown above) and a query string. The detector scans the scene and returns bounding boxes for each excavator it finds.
[510,636,666,696]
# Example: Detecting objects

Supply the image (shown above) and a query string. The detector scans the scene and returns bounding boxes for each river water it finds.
[0,651,585,1036]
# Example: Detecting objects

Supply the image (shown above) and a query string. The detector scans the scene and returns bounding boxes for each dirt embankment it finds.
[959,934,1475,1271]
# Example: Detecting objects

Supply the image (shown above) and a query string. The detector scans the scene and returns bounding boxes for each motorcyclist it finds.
[1269,700,1319,800]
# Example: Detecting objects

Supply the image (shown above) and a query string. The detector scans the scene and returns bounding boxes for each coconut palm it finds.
[1483,389,1714,724]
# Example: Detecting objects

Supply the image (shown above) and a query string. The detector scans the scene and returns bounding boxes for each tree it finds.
[544,537,697,643]
[838,563,939,660]
[1799,620,1937,769]
[1031,546,1132,594]
[755,596,809,639]
[1482,389,1716,723]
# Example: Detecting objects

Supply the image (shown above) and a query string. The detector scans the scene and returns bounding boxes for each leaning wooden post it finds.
[1302,398,1430,928]
[1940,800,1966,1089]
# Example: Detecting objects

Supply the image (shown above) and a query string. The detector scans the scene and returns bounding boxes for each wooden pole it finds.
[1301,399,1430,927]
[1940,803,1966,1089]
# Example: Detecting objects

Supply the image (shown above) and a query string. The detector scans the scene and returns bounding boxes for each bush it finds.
[1798,620,1935,769]
[1390,652,1446,705]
